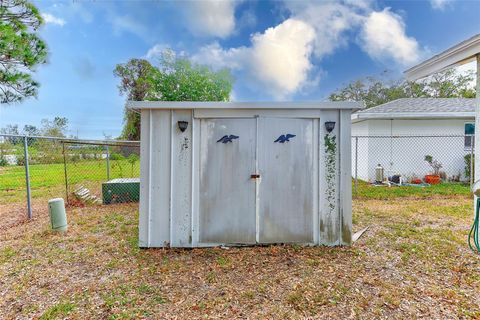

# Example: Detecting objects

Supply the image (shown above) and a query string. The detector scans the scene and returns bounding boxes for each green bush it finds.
[127,154,139,176]
[16,157,25,166]
[109,153,125,160]
[70,153,81,162]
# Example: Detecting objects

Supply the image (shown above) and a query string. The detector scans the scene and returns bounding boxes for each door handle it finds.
[250,174,260,179]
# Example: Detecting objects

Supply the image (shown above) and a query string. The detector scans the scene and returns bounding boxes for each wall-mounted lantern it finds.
[177,121,189,132]
[325,121,336,133]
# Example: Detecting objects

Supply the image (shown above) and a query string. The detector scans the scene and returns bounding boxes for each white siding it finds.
[149,110,172,246]
[170,110,193,247]
[351,121,369,182]
[339,110,352,245]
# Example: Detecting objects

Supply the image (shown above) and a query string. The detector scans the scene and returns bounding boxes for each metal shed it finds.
[128,101,362,248]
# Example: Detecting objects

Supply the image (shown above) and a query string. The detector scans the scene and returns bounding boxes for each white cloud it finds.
[146,44,169,60]
[110,14,149,41]
[182,0,238,38]
[248,19,316,98]
[192,19,315,99]
[286,1,422,66]
[44,2,93,25]
[286,1,364,59]
[343,0,375,10]
[186,1,423,99]
[41,13,66,26]
[191,42,248,70]
[359,8,421,66]
[238,7,257,29]
[430,0,453,10]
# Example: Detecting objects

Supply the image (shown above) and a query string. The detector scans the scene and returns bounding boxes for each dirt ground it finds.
[1,195,480,319]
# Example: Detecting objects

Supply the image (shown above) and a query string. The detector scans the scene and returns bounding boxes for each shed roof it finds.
[351,98,475,122]
[127,100,363,110]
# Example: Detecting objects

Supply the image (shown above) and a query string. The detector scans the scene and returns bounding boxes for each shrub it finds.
[127,154,139,176]
[15,155,25,166]
[109,153,124,160]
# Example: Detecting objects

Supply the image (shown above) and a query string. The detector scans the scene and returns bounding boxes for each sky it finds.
[0,0,479,139]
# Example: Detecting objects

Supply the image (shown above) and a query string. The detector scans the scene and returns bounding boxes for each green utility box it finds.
[102,178,140,204]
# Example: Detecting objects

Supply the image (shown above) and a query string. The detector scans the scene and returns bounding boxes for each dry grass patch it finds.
[1,195,480,319]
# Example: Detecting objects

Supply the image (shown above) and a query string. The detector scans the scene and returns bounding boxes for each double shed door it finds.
[199,117,315,244]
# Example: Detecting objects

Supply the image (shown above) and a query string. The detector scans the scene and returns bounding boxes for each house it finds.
[403,34,479,184]
[351,97,476,182]
[127,101,362,248]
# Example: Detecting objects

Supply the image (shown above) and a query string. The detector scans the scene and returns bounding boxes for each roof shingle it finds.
[356,98,475,114]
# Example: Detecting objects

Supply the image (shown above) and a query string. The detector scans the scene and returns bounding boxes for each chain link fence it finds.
[0,134,140,220]
[352,134,474,194]
[2,133,476,218]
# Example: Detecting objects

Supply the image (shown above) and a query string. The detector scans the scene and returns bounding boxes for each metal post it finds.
[106,145,110,181]
[23,136,32,219]
[473,54,480,238]
[62,142,69,204]
[354,136,358,195]
[474,55,480,252]
[471,136,475,188]
[476,54,480,184]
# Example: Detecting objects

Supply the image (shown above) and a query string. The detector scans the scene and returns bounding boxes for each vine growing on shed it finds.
[324,133,337,215]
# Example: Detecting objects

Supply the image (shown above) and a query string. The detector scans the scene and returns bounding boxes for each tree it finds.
[0,124,20,143]
[41,116,68,137]
[425,69,476,98]
[23,124,39,136]
[0,123,19,135]
[114,50,233,140]
[0,0,48,104]
[114,59,158,140]
[1,117,67,142]
[329,69,476,109]
[152,50,232,102]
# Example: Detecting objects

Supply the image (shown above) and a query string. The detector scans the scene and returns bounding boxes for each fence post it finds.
[62,142,69,204]
[472,136,475,187]
[23,136,32,219]
[105,145,110,181]
[354,136,358,195]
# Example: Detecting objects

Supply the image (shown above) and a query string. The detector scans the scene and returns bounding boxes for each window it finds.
[465,122,475,149]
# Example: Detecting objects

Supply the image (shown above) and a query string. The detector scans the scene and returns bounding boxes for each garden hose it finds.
[468,198,480,253]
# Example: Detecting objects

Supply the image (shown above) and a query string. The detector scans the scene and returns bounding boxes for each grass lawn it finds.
[0,160,140,204]
[353,179,471,199]
[1,188,480,318]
